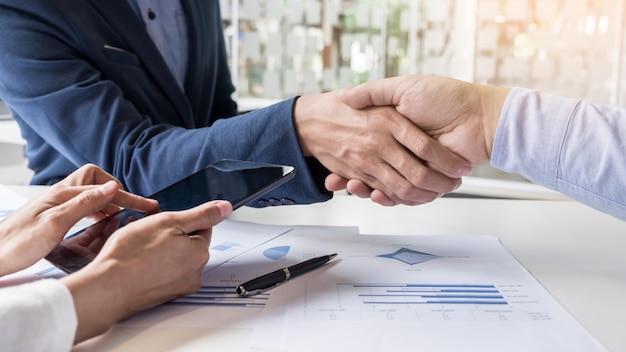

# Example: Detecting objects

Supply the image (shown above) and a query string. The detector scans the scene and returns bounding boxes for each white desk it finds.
[8,187,626,351]
[231,196,626,351]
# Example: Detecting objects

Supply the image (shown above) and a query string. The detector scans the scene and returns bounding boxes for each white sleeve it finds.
[492,87,626,221]
[0,279,77,352]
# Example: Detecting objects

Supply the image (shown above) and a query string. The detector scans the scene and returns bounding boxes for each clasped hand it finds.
[317,75,510,205]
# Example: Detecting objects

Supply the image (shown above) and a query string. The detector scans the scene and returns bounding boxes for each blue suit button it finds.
[280,198,295,205]
[269,198,282,206]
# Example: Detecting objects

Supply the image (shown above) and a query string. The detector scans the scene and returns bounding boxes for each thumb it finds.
[183,200,233,237]
[339,76,404,109]
[324,173,348,192]
[338,85,374,110]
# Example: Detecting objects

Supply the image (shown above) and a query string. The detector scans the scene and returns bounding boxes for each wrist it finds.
[478,85,510,159]
[292,95,312,157]
[61,261,126,343]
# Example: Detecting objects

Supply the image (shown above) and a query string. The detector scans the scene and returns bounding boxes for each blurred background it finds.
[222,0,624,105]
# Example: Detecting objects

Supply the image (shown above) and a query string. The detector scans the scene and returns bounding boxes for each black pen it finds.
[236,253,337,297]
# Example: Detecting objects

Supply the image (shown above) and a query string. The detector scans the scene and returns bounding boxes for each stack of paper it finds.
[122,221,606,351]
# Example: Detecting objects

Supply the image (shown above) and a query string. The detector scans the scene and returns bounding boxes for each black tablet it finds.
[44,159,296,274]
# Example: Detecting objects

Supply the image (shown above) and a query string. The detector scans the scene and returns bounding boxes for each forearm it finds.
[61,263,125,343]
[492,88,626,220]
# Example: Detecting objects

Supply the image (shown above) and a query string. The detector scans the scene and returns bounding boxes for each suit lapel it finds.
[87,0,194,126]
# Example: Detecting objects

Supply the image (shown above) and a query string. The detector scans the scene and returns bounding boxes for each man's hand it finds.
[326,75,511,204]
[293,89,472,206]
[340,75,509,164]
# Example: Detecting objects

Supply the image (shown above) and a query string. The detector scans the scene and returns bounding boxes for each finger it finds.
[337,176,405,206]
[87,203,123,222]
[390,159,455,202]
[352,141,447,204]
[345,179,398,206]
[347,163,415,205]
[52,185,157,217]
[343,161,406,203]
[392,118,472,178]
[64,165,157,211]
[328,173,405,206]
[325,173,348,192]
[55,163,158,212]
[110,190,159,212]
[370,189,398,206]
[339,77,406,109]
[61,163,125,189]
[47,181,121,230]
[174,200,233,244]
[378,157,449,204]
[346,179,375,198]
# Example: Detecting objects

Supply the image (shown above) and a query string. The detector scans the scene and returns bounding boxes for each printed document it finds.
[251,232,606,351]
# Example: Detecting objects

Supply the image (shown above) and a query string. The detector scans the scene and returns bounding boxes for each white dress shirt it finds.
[0,279,76,351]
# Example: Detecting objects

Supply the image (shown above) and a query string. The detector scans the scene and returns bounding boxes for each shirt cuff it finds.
[0,279,77,351]
[491,87,578,188]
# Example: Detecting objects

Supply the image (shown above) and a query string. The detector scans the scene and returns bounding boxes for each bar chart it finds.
[302,282,552,322]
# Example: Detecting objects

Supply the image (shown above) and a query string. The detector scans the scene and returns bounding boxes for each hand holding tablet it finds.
[45,159,296,274]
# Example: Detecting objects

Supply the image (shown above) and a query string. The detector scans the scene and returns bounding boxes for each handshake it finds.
[293,75,511,206]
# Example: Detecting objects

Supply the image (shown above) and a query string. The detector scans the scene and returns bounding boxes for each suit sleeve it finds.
[0,0,331,204]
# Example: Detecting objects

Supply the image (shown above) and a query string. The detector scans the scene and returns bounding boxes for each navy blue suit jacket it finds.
[0,0,330,204]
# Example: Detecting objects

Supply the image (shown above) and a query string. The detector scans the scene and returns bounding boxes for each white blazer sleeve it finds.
[0,279,77,352]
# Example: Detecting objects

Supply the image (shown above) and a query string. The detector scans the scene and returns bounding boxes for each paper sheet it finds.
[117,222,359,329]
[0,184,27,219]
[251,233,607,352]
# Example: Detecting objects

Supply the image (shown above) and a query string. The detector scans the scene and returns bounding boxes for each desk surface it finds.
[8,187,626,351]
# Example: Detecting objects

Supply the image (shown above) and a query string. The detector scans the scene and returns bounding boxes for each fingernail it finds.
[98,180,118,196]
[216,201,233,218]
[458,166,472,177]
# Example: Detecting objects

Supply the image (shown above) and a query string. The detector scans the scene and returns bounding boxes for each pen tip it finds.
[329,253,337,259]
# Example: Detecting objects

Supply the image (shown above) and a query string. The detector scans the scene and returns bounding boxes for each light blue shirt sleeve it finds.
[492,87,626,221]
